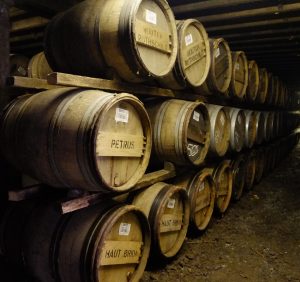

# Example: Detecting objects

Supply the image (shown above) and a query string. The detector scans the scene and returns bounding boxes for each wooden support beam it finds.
[206,16,300,33]
[0,2,10,88]
[197,3,300,23]
[47,72,176,98]
[246,48,300,55]
[172,0,263,15]
[8,185,42,201]
[13,0,81,14]
[9,7,27,18]
[10,16,49,33]
[10,31,44,43]
[229,35,300,45]
[60,162,176,214]
[214,27,300,39]
[7,76,62,90]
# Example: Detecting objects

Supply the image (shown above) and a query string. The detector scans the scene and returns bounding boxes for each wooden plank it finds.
[8,185,42,201]
[134,162,176,190]
[213,27,300,40]
[172,0,263,15]
[60,193,107,214]
[11,16,49,32]
[196,3,300,23]
[7,76,62,90]
[10,32,44,44]
[47,72,175,98]
[207,16,300,33]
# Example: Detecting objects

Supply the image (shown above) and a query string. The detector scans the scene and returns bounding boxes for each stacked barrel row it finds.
[1,0,300,281]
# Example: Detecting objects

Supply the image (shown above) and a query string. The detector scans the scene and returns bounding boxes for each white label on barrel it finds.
[119,223,131,236]
[235,63,240,71]
[215,47,220,58]
[145,9,157,25]
[115,108,129,123]
[185,34,193,46]
[167,198,176,209]
[193,111,200,121]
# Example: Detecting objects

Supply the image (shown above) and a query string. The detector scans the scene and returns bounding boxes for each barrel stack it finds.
[1,0,300,281]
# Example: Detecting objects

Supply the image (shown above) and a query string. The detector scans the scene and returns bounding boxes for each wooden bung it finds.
[208,160,233,214]
[230,154,246,201]
[244,110,257,149]
[146,99,210,166]
[0,88,152,192]
[256,68,268,104]
[196,38,232,96]
[229,51,248,99]
[246,60,259,102]
[44,0,178,83]
[0,200,151,282]
[132,182,190,259]
[227,107,246,152]
[28,51,53,79]
[206,104,231,157]
[159,19,210,90]
[173,169,215,231]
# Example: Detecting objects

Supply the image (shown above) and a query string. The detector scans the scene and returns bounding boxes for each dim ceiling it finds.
[9,0,300,88]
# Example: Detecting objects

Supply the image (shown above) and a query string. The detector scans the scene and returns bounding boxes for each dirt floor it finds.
[142,144,300,282]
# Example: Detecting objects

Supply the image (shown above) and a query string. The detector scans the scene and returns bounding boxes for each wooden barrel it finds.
[230,154,246,201]
[265,73,275,105]
[45,0,178,83]
[0,88,152,192]
[206,104,230,157]
[9,54,29,77]
[244,110,257,148]
[244,151,256,191]
[132,182,190,259]
[254,148,265,184]
[263,111,274,142]
[229,51,248,99]
[0,200,150,282]
[173,169,215,231]
[208,160,233,214]
[159,19,210,90]
[272,76,280,106]
[254,111,265,145]
[28,51,53,79]
[195,38,232,95]
[146,99,210,166]
[227,107,246,152]
[256,68,268,104]
[246,60,259,102]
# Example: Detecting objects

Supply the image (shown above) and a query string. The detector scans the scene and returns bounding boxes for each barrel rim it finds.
[176,18,211,88]
[92,92,152,192]
[93,204,151,282]
[208,37,232,94]
[230,51,248,99]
